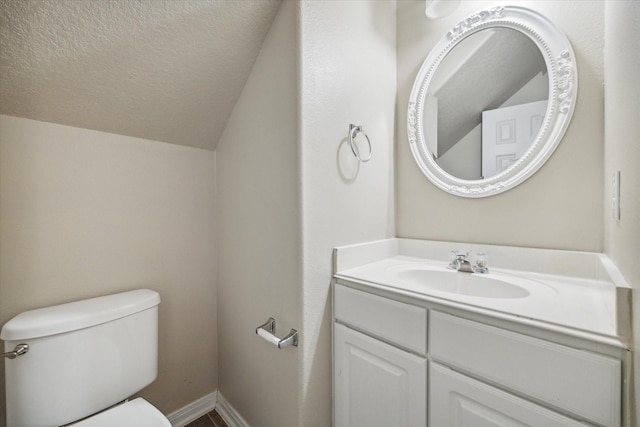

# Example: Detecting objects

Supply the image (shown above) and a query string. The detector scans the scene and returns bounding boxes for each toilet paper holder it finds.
[256,317,298,349]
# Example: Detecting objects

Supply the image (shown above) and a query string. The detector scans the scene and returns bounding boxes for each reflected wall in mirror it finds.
[430,28,548,180]
[408,6,577,197]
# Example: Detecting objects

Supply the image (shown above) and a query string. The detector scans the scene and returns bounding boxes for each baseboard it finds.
[215,393,251,427]
[167,391,217,427]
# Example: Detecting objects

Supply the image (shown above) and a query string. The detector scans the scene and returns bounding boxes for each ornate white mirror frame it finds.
[407,6,578,198]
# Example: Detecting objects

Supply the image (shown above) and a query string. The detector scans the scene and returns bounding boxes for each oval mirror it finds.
[408,6,578,197]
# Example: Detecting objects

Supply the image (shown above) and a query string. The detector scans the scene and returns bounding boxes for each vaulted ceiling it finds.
[0,0,281,150]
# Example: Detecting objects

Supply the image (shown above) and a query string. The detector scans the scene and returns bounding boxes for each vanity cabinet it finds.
[333,283,624,427]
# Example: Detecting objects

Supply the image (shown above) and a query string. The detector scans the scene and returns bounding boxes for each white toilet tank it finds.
[1,289,161,427]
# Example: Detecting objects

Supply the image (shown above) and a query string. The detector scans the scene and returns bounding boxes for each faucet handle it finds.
[473,252,489,273]
[456,252,469,260]
[447,250,459,269]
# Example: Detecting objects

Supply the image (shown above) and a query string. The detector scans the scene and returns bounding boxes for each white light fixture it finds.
[425,0,460,19]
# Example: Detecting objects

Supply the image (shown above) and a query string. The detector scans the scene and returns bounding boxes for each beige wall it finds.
[396,0,604,252]
[216,1,301,426]
[217,1,396,425]
[604,1,640,423]
[299,1,396,424]
[0,115,217,424]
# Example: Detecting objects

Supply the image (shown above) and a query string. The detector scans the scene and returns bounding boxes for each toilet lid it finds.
[70,398,171,427]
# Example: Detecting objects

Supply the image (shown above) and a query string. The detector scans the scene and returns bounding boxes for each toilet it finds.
[1,289,171,427]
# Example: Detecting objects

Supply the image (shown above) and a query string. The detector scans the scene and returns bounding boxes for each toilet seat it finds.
[70,398,171,427]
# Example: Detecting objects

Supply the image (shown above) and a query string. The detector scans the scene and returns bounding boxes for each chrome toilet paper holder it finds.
[256,317,298,349]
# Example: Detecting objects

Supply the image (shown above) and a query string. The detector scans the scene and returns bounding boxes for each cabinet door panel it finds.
[334,323,426,427]
[430,311,620,426]
[430,363,592,427]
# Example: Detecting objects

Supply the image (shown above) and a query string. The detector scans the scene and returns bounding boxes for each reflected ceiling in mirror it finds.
[430,28,548,180]
[408,6,577,197]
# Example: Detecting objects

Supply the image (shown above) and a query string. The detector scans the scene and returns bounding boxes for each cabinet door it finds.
[334,323,426,427]
[430,363,593,427]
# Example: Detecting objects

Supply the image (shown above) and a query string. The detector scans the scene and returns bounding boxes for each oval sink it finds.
[395,268,530,299]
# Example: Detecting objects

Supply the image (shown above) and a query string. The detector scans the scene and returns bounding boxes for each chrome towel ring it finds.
[349,124,372,162]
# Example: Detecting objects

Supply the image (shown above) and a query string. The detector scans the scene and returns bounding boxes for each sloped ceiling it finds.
[0,0,281,150]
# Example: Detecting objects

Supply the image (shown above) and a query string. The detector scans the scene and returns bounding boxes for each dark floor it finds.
[184,409,229,427]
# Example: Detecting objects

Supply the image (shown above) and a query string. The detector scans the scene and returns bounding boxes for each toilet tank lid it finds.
[1,289,160,341]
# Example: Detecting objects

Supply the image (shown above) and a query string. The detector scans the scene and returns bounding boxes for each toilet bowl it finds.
[1,289,171,427]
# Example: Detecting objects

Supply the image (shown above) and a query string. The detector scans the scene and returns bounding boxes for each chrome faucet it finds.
[448,252,474,273]
[447,251,489,273]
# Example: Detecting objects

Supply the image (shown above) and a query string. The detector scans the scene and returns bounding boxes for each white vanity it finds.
[332,239,631,427]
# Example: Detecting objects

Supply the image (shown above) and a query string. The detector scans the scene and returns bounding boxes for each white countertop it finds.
[333,239,631,348]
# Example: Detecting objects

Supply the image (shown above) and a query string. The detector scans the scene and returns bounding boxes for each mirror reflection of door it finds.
[481,100,547,178]
[428,28,549,180]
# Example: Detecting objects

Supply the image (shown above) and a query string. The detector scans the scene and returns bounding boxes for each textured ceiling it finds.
[0,0,281,150]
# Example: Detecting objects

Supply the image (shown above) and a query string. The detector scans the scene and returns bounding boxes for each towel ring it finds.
[349,124,372,162]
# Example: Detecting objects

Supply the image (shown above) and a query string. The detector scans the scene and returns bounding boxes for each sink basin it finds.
[394,268,530,299]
